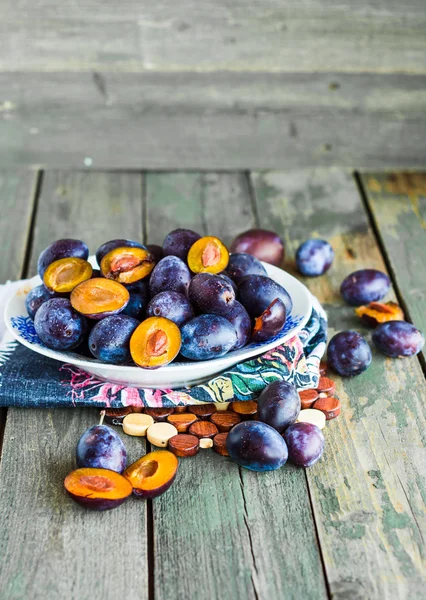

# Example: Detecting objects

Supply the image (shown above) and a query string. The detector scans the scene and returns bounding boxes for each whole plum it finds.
[257,380,300,432]
[217,273,238,296]
[327,330,372,376]
[26,285,57,320]
[180,315,237,360]
[89,315,139,364]
[162,228,201,262]
[230,229,284,266]
[122,280,149,321]
[34,298,88,350]
[95,239,145,266]
[189,273,235,316]
[238,275,292,318]
[149,256,191,297]
[76,421,127,473]
[372,321,425,358]
[226,421,288,471]
[226,253,267,282]
[223,301,251,350]
[296,239,334,277]
[38,239,89,278]
[340,269,390,306]
[284,422,325,467]
[147,291,194,326]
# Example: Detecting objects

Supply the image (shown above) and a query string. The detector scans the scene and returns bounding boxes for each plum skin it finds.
[147,291,194,326]
[89,315,139,364]
[226,421,288,471]
[327,330,372,376]
[149,256,191,297]
[34,298,88,350]
[238,274,293,318]
[296,239,334,277]
[76,425,127,473]
[284,422,325,467]
[230,229,284,267]
[189,273,235,316]
[257,380,301,432]
[38,239,89,278]
[162,228,201,261]
[372,321,425,358]
[252,298,286,342]
[340,269,390,306]
[224,301,252,350]
[180,314,237,360]
[26,284,57,320]
[226,253,267,282]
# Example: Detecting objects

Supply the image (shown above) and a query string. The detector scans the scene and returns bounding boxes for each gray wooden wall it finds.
[0,0,426,169]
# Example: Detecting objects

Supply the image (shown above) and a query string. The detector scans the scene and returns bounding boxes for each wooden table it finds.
[0,169,425,600]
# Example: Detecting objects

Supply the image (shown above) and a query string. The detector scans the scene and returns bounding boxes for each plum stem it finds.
[99,410,106,426]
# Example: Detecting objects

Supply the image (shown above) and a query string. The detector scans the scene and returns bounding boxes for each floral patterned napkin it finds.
[0,280,327,408]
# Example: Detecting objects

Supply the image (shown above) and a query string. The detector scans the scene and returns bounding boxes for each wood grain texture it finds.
[0,171,38,283]
[0,171,148,600]
[251,169,426,599]
[360,172,426,338]
[1,1,425,72]
[146,172,328,600]
[1,72,425,170]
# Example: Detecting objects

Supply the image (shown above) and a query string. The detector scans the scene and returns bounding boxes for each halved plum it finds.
[130,316,181,368]
[123,450,178,499]
[70,278,130,319]
[187,236,229,274]
[38,239,89,278]
[101,246,155,284]
[64,467,132,511]
[95,239,146,266]
[43,257,93,293]
[252,298,286,342]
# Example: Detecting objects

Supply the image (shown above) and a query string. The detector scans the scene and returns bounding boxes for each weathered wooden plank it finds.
[146,172,328,600]
[0,171,149,600]
[251,169,426,599]
[0,171,38,283]
[360,172,426,339]
[1,72,426,170]
[1,0,425,72]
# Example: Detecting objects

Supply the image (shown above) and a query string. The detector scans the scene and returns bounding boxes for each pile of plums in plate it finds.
[29,229,292,368]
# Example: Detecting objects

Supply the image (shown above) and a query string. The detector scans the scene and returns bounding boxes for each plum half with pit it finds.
[340,269,390,306]
[162,228,201,262]
[296,239,334,277]
[187,236,229,274]
[372,321,425,358]
[226,421,288,471]
[284,422,325,467]
[76,412,127,473]
[230,229,284,267]
[149,256,192,297]
[223,301,251,350]
[327,330,372,376]
[95,239,146,266]
[64,468,132,511]
[89,314,139,364]
[130,316,181,368]
[147,291,194,326]
[189,273,235,316]
[180,314,237,360]
[257,380,300,432]
[238,274,293,318]
[26,284,57,320]
[37,238,89,279]
[101,246,155,284]
[226,253,267,282]
[34,298,88,350]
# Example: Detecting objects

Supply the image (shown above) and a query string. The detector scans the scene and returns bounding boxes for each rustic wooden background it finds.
[1,1,426,169]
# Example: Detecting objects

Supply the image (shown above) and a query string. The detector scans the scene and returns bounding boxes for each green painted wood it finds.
[146,172,328,600]
[251,169,426,599]
[0,171,38,283]
[1,1,426,72]
[0,171,149,600]
[1,72,426,170]
[361,172,426,339]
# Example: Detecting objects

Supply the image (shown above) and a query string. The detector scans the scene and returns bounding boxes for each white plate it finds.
[5,258,312,389]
